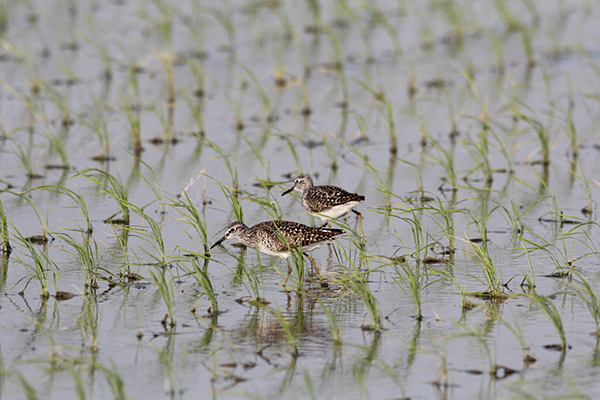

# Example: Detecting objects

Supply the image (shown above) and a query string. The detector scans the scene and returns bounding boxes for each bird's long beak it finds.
[210,236,227,249]
[281,185,295,196]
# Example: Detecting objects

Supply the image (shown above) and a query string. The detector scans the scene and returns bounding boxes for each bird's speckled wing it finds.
[252,221,343,252]
[303,186,365,212]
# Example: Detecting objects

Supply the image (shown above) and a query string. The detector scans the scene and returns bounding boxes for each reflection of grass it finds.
[527,291,567,352]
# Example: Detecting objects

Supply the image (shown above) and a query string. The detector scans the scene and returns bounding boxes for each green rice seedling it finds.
[320,300,342,345]
[429,197,460,256]
[129,155,167,215]
[43,83,74,128]
[209,2,236,56]
[563,88,578,160]
[81,15,113,79]
[96,360,128,400]
[162,56,176,141]
[518,24,535,68]
[208,142,239,191]
[493,0,521,32]
[149,266,177,328]
[354,79,396,154]
[241,64,273,123]
[518,114,550,167]
[526,291,567,352]
[394,264,426,320]
[325,27,348,108]
[310,128,341,172]
[187,258,218,315]
[0,2,6,34]
[303,368,318,400]
[12,228,60,298]
[181,86,205,137]
[147,95,174,144]
[286,247,306,292]
[571,273,600,337]
[45,128,70,169]
[170,190,210,255]
[15,370,39,400]
[68,365,87,400]
[217,182,244,224]
[240,259,264,303]
[126,202,169,267]
[14,142,41,179]
[344,275,382,331]
[284,137,302,175]
[240,130,270,179]
[463,127,493,184]
[521,0,539,24]
[120,92,142,154]
[372,12,402,58]
[465,211,506,299]
[494,196,524,235]
[437,0,466,46]
[79,169,130,225]
[57,187,93,234]
[84,115,112,162]
[486,28,505,72]
[305,0,321,32]
[0,198,10,257]
[387,203,437,262]
[421,129,456,189]
[54,230,101,290]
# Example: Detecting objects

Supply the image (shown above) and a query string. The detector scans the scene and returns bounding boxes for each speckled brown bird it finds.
[282,176,365,239]
[210,220,343,286]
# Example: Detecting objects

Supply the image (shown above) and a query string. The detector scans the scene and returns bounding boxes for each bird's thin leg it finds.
[352,209,364,245]
[303,252,327,287]
[283,259,292,287]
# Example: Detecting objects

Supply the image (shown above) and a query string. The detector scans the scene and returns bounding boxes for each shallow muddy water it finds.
[1,0,600,399]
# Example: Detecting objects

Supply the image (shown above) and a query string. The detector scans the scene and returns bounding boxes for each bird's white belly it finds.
[311,201,361,221]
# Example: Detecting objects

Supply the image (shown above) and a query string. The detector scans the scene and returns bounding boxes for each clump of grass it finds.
[0,198,11,257]
[171,189,210,255]
[45,127,70,169]
[12,228,60,298]
[121,93,142,155]
[518,114,550,167]
[355,79,397,155]
[149,266,177,329]
[393,263,439,321]
[54,230,100,291]
[344,275,382,331]
[188,259,218,315]
[465,211,507,299]
[571,273,600,338]
[79,169,130,225]
[14,143,42,179]
[526,291,567,352]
